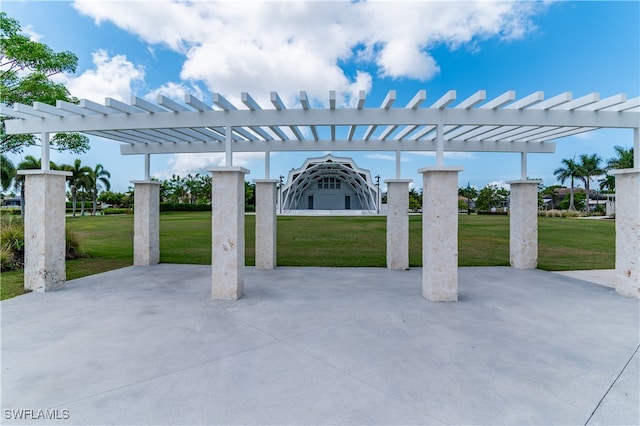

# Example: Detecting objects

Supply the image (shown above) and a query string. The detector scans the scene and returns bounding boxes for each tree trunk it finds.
[569,177,575,211]
[20,185,25,217]
[72,187,77,217]
[80,191,86,216]
[92,190,97,216]
[585,181,590,214]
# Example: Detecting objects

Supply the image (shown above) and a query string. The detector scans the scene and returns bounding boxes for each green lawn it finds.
[1,212,615,300]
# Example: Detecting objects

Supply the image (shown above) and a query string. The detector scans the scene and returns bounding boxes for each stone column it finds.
[253,179,278,269]
[17,170,71,292]
[131,181,161,266]
[419,166,463,302]
[384,179,412,270]
[507,180,542,269]
[611,169,640,298]
[210,167,249,300]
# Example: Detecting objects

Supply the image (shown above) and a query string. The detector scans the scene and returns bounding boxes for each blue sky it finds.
[3,0,639,193]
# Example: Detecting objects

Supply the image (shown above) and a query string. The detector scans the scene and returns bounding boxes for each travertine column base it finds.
[210,167,249,300]
[507,180,542,269]
[132,181,161,266]
[611,169,640,298]
[419,166,463,302]
[385,179,412,270]
[18,170,71,292]
[254,179,278,269]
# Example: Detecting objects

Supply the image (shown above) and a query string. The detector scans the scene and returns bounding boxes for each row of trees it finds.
[0,155,110,216]
[159,174,256,209]
[455,146,633,214]
[553,146,633,212]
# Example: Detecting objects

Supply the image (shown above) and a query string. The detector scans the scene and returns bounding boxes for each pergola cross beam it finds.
[3,89,638,161]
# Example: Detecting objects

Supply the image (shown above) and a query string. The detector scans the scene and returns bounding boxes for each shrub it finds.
[562,210,582,218]
[477,210,508,215]
[542,209,583,218]
[0,216,82,270]
[159,203,211,212]
[0,216,24,271]
[65,229,81,259]
[1,217,24,252]
[0,208,21,216]
[0,245,16,270]
[103,208,133,215]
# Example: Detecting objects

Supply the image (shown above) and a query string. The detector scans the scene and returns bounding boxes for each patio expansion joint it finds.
[584,343,640,425]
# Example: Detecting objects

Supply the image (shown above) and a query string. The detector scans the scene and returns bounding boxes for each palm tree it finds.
[606,146,634,170]
[553,157,580,211]
[578,153,604,214]
[14,155,42,216]
[1,154,16,192]
[91,164,111,215]
[600,146,635,192]
[62,159,92,217]
[599,174,615,193]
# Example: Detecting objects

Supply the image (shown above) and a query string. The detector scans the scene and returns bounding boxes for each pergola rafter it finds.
[3,90,637,162]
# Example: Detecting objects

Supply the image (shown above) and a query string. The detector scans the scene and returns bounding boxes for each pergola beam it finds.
[121,138,556,155]
[8,107,636,135]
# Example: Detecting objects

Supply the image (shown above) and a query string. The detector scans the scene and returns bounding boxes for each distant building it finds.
[1,197,21,208]
[280,155,379,212]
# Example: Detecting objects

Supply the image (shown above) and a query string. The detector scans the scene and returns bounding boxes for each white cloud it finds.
[377,39,439,81]
[155,152,264,180]
[409,151,475,159]
[58,50,145,102]
[22,25,43,42]
[144,82,205,104]
[486,180,510,190]
[72,0,545,104]
[365,153,411,162]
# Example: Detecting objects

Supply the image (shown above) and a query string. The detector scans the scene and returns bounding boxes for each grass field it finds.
[1,212,615,300]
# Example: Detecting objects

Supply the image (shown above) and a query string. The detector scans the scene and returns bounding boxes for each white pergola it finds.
[3,89,639,300]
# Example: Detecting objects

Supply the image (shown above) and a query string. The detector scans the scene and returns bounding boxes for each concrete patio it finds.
[1,265,638,425]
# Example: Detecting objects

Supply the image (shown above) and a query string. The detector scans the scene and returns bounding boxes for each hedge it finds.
[160,203,211,212]
[103,208,133,215]
[159,203,256,212]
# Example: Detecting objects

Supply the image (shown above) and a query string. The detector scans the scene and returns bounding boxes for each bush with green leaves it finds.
[102,208,133,215]
[0,215,82,271]
[0,215,24,270]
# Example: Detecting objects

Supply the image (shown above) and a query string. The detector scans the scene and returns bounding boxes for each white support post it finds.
[265,151,271,179]
[17,169,72,292]
[144,154,151,180]
[419,166,463,302]
[385,179,412,270]
[131,180,161,266]
[507,180,542,269]
[210,167,249,300]
[225,126,233,167]
[254,179,278,269]
[395,150,401,178]
[611,168,640,298]
[436,124,444,166]
[635,128,639,169]
[520,152,528,180]
[41,133,50,171]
